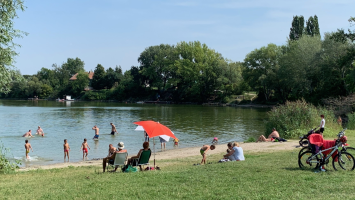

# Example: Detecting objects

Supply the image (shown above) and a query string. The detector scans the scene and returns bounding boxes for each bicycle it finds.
[298,128,355,171]
[298,128,355,160]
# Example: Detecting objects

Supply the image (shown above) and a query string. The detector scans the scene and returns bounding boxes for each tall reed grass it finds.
[265,99,340,138]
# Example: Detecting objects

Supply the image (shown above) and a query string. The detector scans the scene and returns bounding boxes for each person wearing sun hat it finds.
[103,141,127,172]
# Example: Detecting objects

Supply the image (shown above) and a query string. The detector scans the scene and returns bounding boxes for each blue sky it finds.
[13,0,355,75]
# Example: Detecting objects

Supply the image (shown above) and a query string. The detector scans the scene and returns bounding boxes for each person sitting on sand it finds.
[257,128,279,142]
[103,142,127,172]
[36,126,44,137]
[22,130,33,137]
[127,142,150,166]
[223,142,245,161]
[25,140,33,159]
[200,144,216,165]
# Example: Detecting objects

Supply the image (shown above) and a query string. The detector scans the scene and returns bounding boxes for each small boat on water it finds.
[136,101,144,104]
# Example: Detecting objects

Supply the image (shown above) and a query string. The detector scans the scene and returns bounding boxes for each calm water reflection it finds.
[0,100,269,166]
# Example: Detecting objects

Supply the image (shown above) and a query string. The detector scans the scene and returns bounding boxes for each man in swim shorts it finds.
[200,144,215,165]
[92,125,99,139]
[256,128,280,142]
[110,123,117,135]
[80,138,91,160]
[25,140,33,159]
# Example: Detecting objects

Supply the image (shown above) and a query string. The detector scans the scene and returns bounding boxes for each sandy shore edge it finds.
[19,140,300,171]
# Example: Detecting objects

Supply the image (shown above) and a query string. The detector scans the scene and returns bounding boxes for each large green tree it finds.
[243,44,282,101]
[174,41,224,102]
[279,36,322,100]
[305,15,320,37]
[70,71,89,96]
[91,64,106,90]
[138,44,178,92]
[289,15,305,40]
[0,0,26,93]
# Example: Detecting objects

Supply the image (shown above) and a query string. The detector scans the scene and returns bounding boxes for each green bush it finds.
[0,141,20,174]
[244,137,256,143]
[265,99,340,138]
[347,113,355,130]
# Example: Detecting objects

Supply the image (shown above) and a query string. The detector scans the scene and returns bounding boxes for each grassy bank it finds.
[1,131,355,199]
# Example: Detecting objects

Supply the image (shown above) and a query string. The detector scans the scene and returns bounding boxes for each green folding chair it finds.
[133,149,151,171]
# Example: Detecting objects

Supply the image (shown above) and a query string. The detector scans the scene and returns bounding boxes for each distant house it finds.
[69,71,94,91]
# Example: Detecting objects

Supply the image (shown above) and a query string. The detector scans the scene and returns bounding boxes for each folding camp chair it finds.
[107,152,128,172]
[132,149,151,171]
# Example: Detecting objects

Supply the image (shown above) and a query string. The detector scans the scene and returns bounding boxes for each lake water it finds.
[0,100,270,167]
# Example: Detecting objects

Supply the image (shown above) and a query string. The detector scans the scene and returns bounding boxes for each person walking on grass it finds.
[80,138,90,160]
[200,144,215,165]
[63,139,70,162]
[319,115,325,136]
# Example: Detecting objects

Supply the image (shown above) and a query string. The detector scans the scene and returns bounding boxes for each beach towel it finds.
[322,139,338,162]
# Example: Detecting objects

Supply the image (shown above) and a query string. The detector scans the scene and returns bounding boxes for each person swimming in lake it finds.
[36,126,44,137]
[200,144,215,165]
[22,130,33,137]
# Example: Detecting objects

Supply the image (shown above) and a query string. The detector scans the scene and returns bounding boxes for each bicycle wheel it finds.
[299,150,321,170]
[342,146,355,155]
[333,152,355,171]
[298,147,310,159]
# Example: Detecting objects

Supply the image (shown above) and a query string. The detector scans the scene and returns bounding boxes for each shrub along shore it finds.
[1,130,355,199]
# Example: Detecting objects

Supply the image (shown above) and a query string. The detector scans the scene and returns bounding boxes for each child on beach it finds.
[80,138,91,160]
[200,144,215,165]
[212,137,218,144]
[24,140,33,159]
[174,138,179,147]
[64,139,70,162]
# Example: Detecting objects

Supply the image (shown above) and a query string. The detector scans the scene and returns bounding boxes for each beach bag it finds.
[124,165,138,173]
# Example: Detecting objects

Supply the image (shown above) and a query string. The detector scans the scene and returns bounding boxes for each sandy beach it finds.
[19,140,299,171]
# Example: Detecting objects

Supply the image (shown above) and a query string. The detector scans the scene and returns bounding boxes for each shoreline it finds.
[19,140,299,171]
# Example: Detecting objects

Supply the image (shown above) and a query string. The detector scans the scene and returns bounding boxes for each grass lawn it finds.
[1,131,355,200]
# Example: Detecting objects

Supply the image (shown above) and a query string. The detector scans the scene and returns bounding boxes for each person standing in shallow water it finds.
[25,140,33,159]
[92,125,99,139]
[110,123,117,135]
[63,139,70,162]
